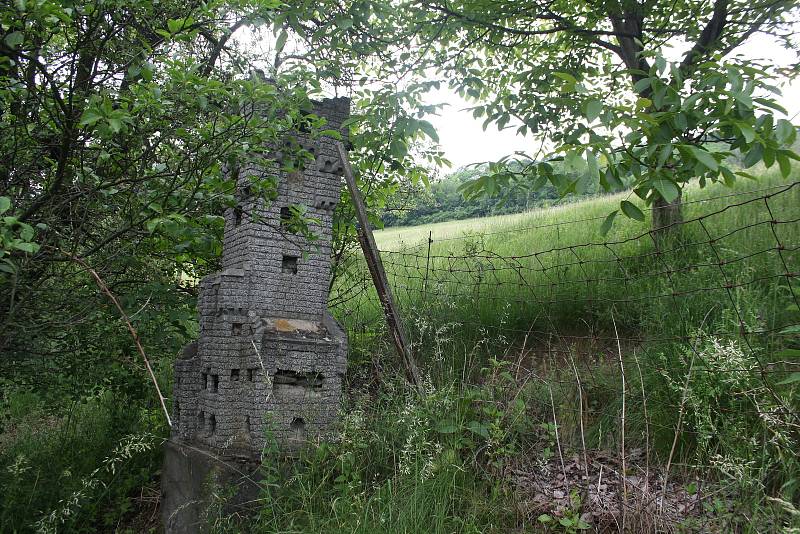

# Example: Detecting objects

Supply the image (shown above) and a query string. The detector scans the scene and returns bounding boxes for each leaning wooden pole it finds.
[336,142,424,393]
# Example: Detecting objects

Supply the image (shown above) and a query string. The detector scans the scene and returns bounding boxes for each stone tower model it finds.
[162,97,350,532]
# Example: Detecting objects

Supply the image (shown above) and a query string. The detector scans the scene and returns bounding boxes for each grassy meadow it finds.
[320,169,800,532]
[348,170,800,341]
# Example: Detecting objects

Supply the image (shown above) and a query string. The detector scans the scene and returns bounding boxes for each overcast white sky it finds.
[426,33,800,169]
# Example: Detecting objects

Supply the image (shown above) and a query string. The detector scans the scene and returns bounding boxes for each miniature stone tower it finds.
[162,97,350,532]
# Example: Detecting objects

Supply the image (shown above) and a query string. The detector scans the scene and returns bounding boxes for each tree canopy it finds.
[274,0,800,229]
[0,0,325,391]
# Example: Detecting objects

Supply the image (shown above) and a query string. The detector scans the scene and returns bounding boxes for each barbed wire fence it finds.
[329,180,800,527]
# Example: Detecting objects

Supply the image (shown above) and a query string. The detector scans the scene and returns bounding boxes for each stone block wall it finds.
[168,96,350,461]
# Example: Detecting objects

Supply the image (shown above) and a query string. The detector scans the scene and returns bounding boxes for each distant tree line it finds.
[382,165,601,227]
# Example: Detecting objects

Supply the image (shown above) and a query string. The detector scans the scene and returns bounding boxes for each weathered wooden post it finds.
[336,142,423,393]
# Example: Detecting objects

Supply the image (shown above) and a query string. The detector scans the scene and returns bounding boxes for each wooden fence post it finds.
[335,142,424,393]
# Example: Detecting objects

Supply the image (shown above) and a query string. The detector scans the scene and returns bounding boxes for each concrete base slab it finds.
[161,440,262,533]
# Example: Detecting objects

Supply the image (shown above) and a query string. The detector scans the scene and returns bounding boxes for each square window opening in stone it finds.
[234,205,243,226]
[231,368,240,381]
[280,206,291,225]
[208,413,216,435]
[247,368,256,381]
[272,370,325,400]
[212,374,219,392]
[273,369,325,388]
[290,417,305,433]
[282,255,299,274]
[289,417,306,442]
[231,322,243,336]
[202,372,208,389]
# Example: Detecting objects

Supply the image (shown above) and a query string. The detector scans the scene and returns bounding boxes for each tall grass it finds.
[1,170,797,532]
[325,170,800,532]
[339,170,799,343]
[0,387,166,533]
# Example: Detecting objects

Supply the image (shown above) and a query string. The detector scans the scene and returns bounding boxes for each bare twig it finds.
[569,349,590,481]
[662,307,716,509]
[632,347,650,491]
[611,311,627,532]
[66,252,171,427]
[548,383,568,482]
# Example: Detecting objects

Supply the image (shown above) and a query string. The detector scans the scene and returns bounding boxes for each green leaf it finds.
[732,90,752,107]
[564,150,585,172]
[467,420,489,438]
[602,168,623,190]
[4,31,23,49]
[735,171,759,180]
[585,99,602,122]
[389,138,407,158]
[620,200,645,221]
[319,129,343,140]
[0,197,10,215]
[652,179,679,203]
[633,77,651,95]
[776,119,796,145]
[497,113,510,129]
[688,146,718,171]
[537,514,553,524]
[141,62,154,82]
[600,210,618,236]
[742,144,763,168]
[553,72,576,92]
[674,112,688,131]
[720,166,736,186]
[435,419,458,434]
[19,223,34,241]
[586,150,599,177]
[79,108,103,127]
[553,72,576,84]
[417,120,439,142]
[13,242,38,253]
[0,259,16,274]
[167,18,184,34]
[777,152,792,178]
[736,122,756,144]
[777,373,800,385]
[107,117,123,133]
[335,17,353,29]
[275,30,288,53]
[763,146,775,168]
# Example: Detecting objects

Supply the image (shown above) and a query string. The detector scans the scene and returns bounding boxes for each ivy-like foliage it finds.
[0,0,322,395]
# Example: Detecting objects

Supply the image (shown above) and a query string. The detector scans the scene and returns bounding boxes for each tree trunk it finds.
[651,189,683,237]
